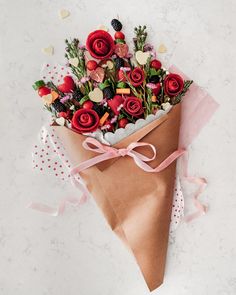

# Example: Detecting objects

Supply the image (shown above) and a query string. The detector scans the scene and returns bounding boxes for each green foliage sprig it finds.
[133,25,148,52]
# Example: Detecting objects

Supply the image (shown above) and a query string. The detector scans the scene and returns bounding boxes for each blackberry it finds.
[72,88,83,101]
[115,57,124,69]
[93,104,106,117]
[149,75,160,83]
[103,86,114,99]
[51,99,67,113]
[111,19,122,31]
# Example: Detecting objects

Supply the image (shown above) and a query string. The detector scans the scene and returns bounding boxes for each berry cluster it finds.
[33,19,193,134]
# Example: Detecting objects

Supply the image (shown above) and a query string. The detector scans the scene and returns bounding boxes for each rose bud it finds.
[86,30,115,60]
[164,73,184,97]
[128,67,145,87]
[72,109,99,133]
[123,96,144,118]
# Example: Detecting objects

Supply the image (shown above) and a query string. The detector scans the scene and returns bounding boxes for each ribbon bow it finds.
[71,137,186,176]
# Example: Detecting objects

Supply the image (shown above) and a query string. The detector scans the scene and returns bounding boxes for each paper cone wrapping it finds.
[54,104,181,291]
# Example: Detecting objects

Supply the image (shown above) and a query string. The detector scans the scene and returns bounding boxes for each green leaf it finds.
[79,95,89,105]
[116,81,127,88]
[115,39,126,44]
[32,80,45,90]
[99,80,111,90]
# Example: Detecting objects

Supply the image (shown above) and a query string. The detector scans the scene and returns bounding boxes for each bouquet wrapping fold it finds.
[54,104,181,291]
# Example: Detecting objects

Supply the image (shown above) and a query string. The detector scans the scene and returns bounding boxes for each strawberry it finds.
[83,100,94,109]
[57,76,75,93]
[38,86,51,97]
[114,31,125,40]
[150,59,162,70]
[118,118,129,128]
[107,95,124,115]
[117,69,126,82]
[104,119,114,132]
[153,83,161,96]
[58,112,68,118]
[87,60,98,71]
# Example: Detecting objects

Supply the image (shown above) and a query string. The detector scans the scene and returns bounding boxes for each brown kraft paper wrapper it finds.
[53,104,181,291]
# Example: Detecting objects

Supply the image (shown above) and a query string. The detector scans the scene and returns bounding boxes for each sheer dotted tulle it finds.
[41,63,72,84]
[32,127,71,181]
[32,126,185,230]
[170,176,184,231]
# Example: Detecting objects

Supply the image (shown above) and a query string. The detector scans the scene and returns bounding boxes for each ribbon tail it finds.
[27,194,87,216]
[180,152,208,222]
[132,148,186,173]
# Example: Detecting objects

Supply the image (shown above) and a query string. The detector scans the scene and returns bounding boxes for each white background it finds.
[0,0,236,294]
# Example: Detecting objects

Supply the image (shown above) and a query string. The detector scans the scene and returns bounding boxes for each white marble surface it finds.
[0,0,236,294]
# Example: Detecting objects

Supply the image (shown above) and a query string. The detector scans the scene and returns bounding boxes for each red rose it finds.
[128,67,145,87]
[86,30,115,60]
[72,109,99,133]
[164,73,184,97]
[123,96,144,117]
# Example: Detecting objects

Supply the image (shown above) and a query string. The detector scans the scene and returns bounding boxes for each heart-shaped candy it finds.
[106,60,114,70]
[42,46,54,56]
[69,57,79,67]
[88,88,103,102]
[89,67,105,83]
[42,94,53,106]
[59,9,70,19]
[57,76,75,93]
[55,117,66,126]
[135,50,150,65]
[161,102,171,111]
[98,24,109,32]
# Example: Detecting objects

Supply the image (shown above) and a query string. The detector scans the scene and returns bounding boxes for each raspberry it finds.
[149,75,160,83]
[115,57,124,69]
[52,99,67,113]
[103,87,114,99]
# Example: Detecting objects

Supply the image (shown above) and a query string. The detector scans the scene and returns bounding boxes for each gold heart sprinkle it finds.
[59,9,70,19]
[42,46,54,56]
[158,44,167,53]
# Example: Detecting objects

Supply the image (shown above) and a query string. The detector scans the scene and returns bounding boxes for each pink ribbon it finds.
[71,137,186,177]
[27,193,87,216]
[180,152,208,222]
[29,137,207,222]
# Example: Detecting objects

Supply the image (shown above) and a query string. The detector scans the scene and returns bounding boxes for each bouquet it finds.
[31,18,218,291]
